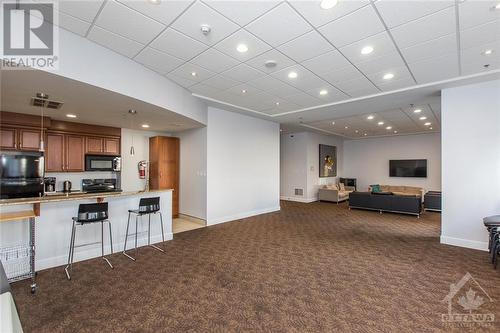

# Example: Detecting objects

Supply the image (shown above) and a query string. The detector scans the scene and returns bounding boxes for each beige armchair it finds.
[318,184,355,204]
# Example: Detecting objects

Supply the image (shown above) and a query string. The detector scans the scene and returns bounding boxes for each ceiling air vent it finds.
[30,97,47,107]
[30,93,63,109]
[46,100,64,109]
[294,188,304,196]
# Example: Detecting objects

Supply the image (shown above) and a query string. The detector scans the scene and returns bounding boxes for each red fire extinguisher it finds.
[138,160,147,179]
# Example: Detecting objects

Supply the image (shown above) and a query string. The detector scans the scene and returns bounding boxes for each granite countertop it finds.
[0,189,173,206]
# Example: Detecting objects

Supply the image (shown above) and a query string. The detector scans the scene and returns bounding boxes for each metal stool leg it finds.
[150,212,165,253]
[64,220,76,280]
[108,220,113,254]
[134,215,138,255]
[123,212,136,261]
[101,221,113,269]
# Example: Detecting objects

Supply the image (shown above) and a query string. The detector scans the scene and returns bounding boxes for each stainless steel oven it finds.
[85,155,121,172]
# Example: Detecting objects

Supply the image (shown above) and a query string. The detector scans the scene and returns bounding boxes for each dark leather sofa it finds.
[349,192,422,217]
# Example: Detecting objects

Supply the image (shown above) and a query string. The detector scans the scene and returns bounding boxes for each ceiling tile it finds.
[95,0,165,44]
[203,0,281,26]
[460,19,500,49]
[221,64,266,82]
[150,28,208,61]
[201,75,240,90]
[319,65,364,88]
[408,52,459,84]
[375,0,454,28]
[246,3,312,47]
[461,40,500,75]
[400,33,457,64]
[271,64,329,91]
[117,0,192,26]
[165,73,198,88]
[333,76,379,97]
[282,92,322,108]
[277,30,334,62]
[171,1,239,45]
[225,83,264,97]
[57,11,91,36]
[191,48,240,73]
[339,31,398,65]
[306,86,350,103]
[134,47,184,74]
[245,49,296,73]
[169,63,215,82]
[355,51,407,75]
[302,50,352,74]
[288,0,369,28]
[214,29,271,61]
[53,0,104,22]
[189,83,222,97]
[390,6,456,49]
[247,75,302,97]
[319,5,385,48]
[458,0,500,30]
[87,26,145,58]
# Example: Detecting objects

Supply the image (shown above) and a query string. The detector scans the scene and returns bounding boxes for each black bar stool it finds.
[484,215,500,268]
[65,203,114,280]
[123,197,165,261]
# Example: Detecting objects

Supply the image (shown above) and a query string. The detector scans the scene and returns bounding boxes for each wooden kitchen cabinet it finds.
[19,129,41,151]
[86,137,104,154]
[0,127,17,150]
[45,133,64,172]
[104,138,120,155]
[149,136,179,217]
[65,135,85,171]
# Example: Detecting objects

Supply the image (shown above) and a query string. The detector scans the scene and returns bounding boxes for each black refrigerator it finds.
[0,151,45,199]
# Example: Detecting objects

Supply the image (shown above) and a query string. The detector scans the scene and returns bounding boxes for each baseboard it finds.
[280,196,317,203]
[207,206,281,226]
[440,235,488,251]
[178,213,206,226]
[36,233,174,271]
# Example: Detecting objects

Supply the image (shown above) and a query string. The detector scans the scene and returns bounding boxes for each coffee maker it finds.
[44,177,56,194]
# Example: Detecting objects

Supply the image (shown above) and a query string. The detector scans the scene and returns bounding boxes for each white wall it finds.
[206,107,280,225]
[175,127,207,220]
[343,133,442,192]
[441,79,500,251]
[280,132,344,202]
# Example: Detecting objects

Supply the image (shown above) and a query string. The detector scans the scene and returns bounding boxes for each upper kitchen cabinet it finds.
[45,133,64,172]
[104,138,120,155]
[65,135,85,171]
[19,129,42,151]
[85,136,120,155]
[0,127,17,150]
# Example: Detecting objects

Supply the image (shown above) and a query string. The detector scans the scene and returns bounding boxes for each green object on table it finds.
[371,184,381,193]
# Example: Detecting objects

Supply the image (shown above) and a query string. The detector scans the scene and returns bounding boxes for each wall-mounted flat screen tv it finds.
[389,159,427,178]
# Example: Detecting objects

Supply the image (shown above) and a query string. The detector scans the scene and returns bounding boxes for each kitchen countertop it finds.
[0,189,173,206]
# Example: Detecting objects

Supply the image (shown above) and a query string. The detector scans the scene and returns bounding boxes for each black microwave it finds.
[85,155,121,172]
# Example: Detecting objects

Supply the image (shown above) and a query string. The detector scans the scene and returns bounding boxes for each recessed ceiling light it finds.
[386,126,392,130]
[191,71,197,77]
[288,71,298,79]
[492,3,500,10]
[141,124,150,128]
[236,43,248,53]
[241,89,247,93]
[148,0,161,4]
[367,115,374,120]
[364,133,368,136]
[413,108,422,113]
[429,127,433,130]
[361,46,374,55]
[344,126,349,129]
[424,122,431,126]
[383,73,394,80]
[483,49,493,55]
[355,130,359,133]
[319,89,328,95]
[66,114,77,118]
[419,116,427,120]
[276,102,280,106]
[331,121,335,125]
[320,0,338,10]
[378,121,384,125]
[394,130,398,134]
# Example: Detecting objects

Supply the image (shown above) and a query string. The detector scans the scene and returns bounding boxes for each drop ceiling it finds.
[20,0,500,137]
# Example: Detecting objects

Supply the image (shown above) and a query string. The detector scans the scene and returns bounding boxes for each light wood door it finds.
[0,128,17,150]
[86,137,103,154]
[45,133,64,172]
[65,135,85,171]
[104,138,120,155]
[19,129,41,151]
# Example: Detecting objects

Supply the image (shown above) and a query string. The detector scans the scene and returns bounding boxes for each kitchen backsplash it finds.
[46,172,116,191]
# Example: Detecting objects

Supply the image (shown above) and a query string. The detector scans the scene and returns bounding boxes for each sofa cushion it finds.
[339,183,345,191]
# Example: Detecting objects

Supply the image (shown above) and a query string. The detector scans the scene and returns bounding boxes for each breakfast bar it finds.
[0,189,173,285]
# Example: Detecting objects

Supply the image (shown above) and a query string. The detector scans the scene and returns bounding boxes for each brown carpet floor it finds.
[11,201,500,332]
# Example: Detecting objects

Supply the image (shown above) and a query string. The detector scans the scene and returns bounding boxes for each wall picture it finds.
[319,144,337,178]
